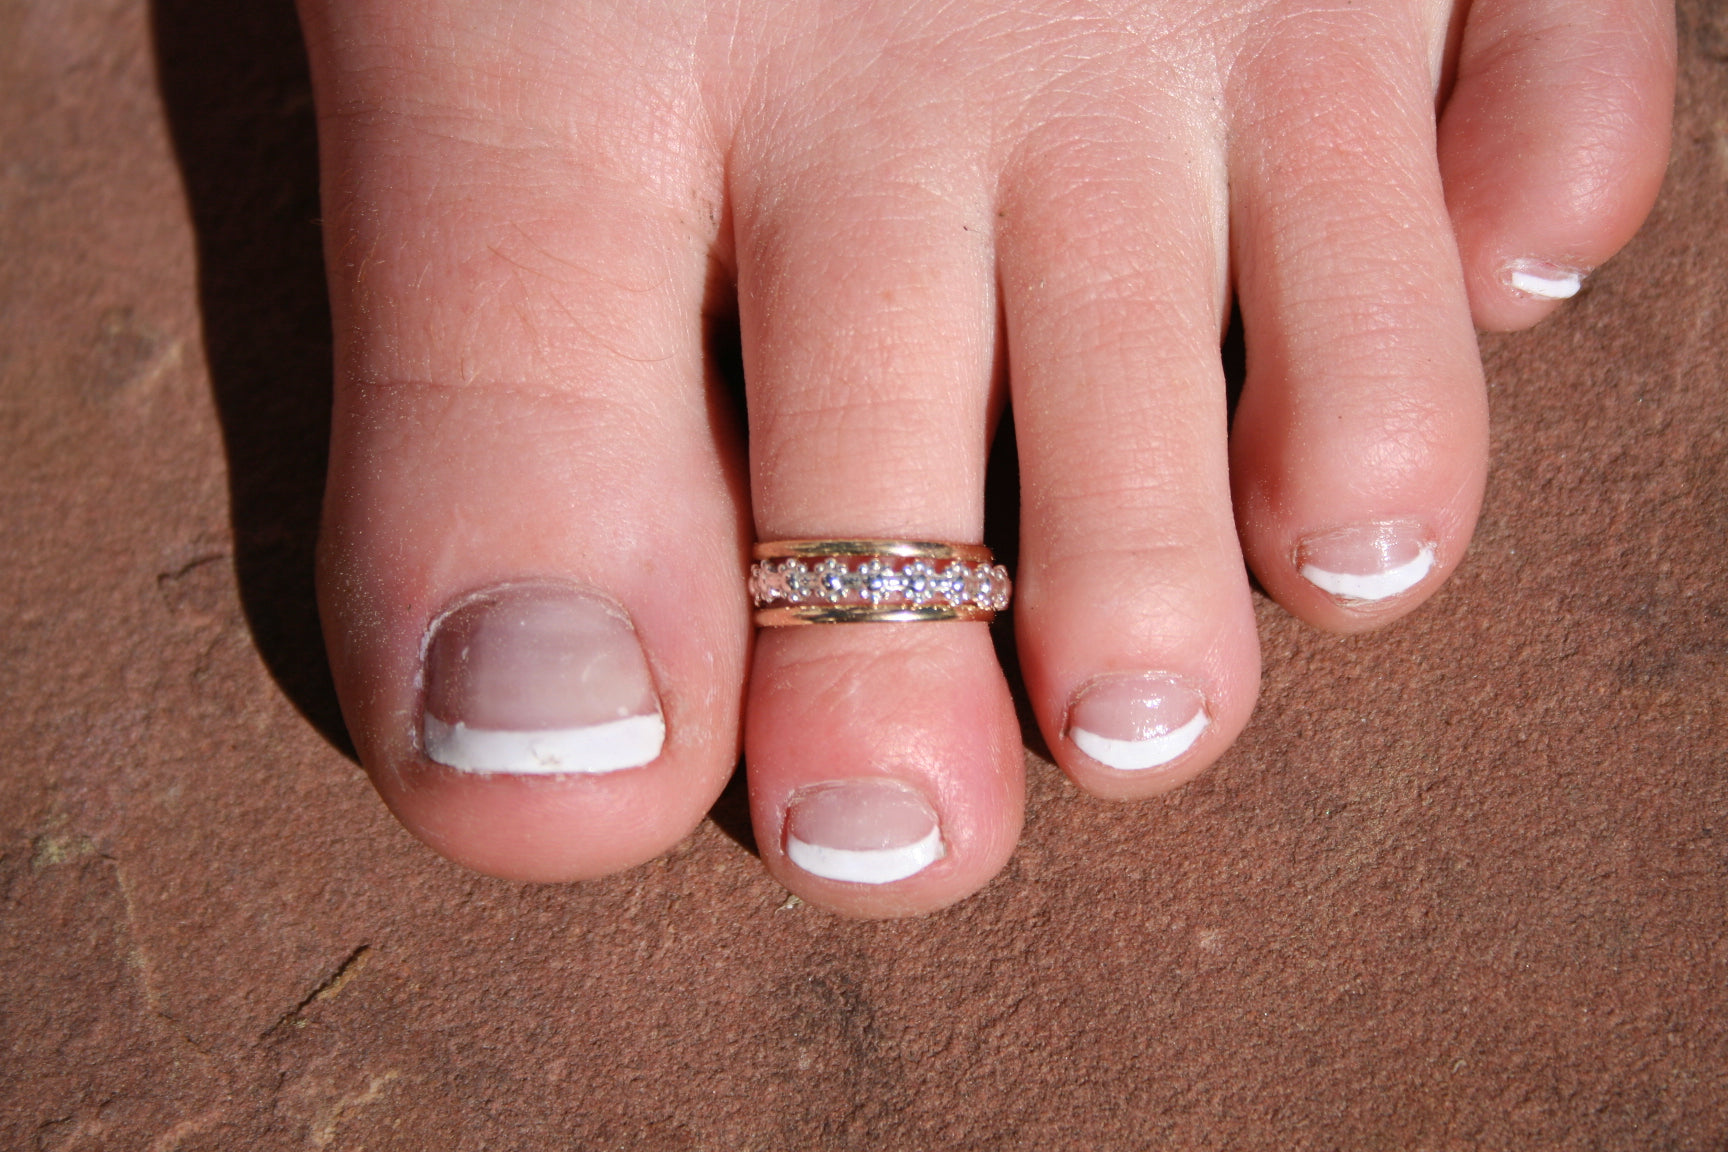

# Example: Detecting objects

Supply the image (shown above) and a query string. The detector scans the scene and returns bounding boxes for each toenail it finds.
[784,778,945,885]
[1297,522,1436,603]
[420,583,665,774]
[1066,673,1211,772]
[1503,257,1587,300]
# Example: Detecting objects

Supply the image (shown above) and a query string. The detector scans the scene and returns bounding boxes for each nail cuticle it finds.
[1065,672,1211,772]
[1503,257,1587,300]
[784,777,945,885]
[419,581,665,776]
[1297,522,1436,604]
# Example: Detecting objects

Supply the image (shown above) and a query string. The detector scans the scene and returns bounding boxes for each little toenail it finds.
[420,583,665,774]
[1503,258,1586,300]
[1067,674,1210,772]
[784,779,945,885]
[1298,522,1436,603]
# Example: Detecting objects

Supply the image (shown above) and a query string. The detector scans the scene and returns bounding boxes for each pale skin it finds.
[299,0,1675,917]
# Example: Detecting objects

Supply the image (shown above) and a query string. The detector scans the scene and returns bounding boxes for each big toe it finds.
[306,1,749,881]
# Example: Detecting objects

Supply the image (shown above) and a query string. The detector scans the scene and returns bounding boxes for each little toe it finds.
[1228,15,1489,632]
[1440,0,1676,330]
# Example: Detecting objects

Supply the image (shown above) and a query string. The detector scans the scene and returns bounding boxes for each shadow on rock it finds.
[150,0,351,756]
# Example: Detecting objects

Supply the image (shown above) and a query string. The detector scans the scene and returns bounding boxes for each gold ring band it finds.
[750,539,1011,626]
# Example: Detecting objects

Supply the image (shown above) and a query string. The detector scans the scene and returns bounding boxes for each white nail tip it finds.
[1070,709,1210,771]
[423,712,665,775]
[1302,544,1436,602]
[785,826,946,885]
[1508,267,1582,299]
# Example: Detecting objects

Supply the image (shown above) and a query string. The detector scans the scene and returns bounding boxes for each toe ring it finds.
[750,539,1012,626]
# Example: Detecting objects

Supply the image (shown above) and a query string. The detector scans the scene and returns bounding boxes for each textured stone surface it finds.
[3,0,1726,1148]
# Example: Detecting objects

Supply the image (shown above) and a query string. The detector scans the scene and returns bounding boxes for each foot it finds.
[301,0,1674,915]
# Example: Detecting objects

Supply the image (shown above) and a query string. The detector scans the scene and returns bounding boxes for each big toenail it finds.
[420,583,665,774]
[1066,673,1211,772]
[1297,522,1437,603]
[1503,257,1587,300]
[784,778,945,885]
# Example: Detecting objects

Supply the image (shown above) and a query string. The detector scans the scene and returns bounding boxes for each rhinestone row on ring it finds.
[750,556,1011,611]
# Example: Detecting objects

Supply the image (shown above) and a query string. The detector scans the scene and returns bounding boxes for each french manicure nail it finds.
[1504,257,1585,300]
[421,583,665,774]
[1298,522,1436,603]
[784,778,945,884]
[1067,673,1210,772]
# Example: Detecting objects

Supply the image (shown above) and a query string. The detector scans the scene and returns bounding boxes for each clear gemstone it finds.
[902,560,934,605]
[815,557,850,603]
[961,564,985,605]
[783,560,814,604]
[855,559,882,604]
[748,564,782,604]
[937,563,967,605]
[858,559,904,605]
